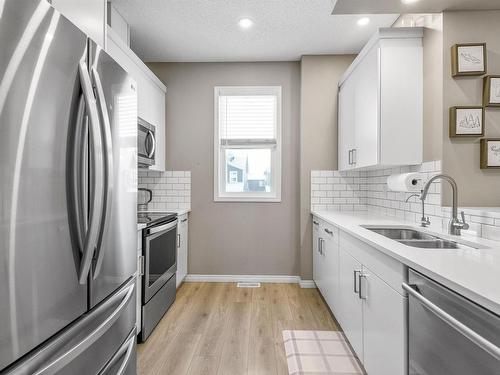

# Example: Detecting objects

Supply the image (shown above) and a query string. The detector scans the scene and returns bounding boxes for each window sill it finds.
[214,196,282,203]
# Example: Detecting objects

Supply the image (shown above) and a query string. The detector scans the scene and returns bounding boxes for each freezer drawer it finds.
[406,270,500,375]
[4,278,136,375]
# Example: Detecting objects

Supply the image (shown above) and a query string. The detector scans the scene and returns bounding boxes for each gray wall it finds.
[442,10,500,207]
[299,55,355,279]
[147,62,301,276]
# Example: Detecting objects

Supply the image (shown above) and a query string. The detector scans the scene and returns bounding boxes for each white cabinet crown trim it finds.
[339,27,424,86]
[107,26,166,93]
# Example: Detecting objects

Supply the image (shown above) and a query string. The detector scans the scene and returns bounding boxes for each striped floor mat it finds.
[282,330,364,375]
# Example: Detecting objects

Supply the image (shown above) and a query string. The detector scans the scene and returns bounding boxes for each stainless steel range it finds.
[138,212,178,342]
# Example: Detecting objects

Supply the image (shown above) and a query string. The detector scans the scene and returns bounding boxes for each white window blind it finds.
[219,95,277,144]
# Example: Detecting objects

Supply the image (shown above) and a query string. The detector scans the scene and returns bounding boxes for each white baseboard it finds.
[185,274,316,288]
[299,280,316,288]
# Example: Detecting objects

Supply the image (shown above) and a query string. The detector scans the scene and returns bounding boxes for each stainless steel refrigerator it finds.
[0,0,138,373]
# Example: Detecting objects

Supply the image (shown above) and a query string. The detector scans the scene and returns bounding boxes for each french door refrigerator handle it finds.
[68,95,88,251]
[90,65,114,279]
[97,327,136,375]
[403,282,500,361]
[78,58,104,285]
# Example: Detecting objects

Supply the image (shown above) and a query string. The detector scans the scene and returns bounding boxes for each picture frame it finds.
[483,75,500,107]
[451,43,487,77]
[449,106,484,137]
[480,139,500,169]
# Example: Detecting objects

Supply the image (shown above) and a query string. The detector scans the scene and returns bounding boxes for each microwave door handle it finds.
[146,130,155,158]
[403,283,500,361]
[78,58,104,285]
[90,66,114,279]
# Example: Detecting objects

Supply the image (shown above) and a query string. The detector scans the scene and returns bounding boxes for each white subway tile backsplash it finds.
[139,170,191,211]
[311,161,500,241]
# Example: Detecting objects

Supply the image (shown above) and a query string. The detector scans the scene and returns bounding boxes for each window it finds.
[214,86,282,202]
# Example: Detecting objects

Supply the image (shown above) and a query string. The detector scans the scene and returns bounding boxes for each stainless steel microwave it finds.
[138,117,156,167]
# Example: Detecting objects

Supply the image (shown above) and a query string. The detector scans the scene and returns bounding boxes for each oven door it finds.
[143,219,178,303]
[137,118,155,167]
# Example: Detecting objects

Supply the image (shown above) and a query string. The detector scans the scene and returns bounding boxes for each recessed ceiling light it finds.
[238,18,253,29]
[401,0,420,4]
[357,17,370,26]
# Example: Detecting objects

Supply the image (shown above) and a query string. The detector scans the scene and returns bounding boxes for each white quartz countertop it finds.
[312,210,500,315]
[137,209,191,231]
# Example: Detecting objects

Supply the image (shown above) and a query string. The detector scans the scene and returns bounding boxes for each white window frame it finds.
[214,86,282,202]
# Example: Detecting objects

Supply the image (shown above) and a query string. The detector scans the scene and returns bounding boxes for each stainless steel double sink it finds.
[362,226,480,249]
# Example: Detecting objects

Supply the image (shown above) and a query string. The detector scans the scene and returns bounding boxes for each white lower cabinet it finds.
[176,214,189,288]
[362,265,407,375]
[337,248,364,361]
[312,219,323,292]
[322,225,339,313]
[137,229,143,334]
[312,215,407,375]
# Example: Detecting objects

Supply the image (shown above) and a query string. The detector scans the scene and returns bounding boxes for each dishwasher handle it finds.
[403,282,500,361]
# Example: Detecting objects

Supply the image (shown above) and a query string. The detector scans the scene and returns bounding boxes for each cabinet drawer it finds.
[340,231,406,295]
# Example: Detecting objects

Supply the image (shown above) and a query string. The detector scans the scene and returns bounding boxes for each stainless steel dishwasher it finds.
[403,270,500,375]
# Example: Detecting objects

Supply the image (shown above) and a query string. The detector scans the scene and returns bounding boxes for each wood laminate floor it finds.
[138,282,338,375]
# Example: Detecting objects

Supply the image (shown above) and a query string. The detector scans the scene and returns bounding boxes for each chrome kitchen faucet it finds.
[420,174,469,235]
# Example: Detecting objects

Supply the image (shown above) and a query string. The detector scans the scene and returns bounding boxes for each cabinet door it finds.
[338,78,355,171]
[52,0,106,47]
[322,226,339,314]
[176,214,188,288]
[337,249,363,361]
[353,46,379,169]
[312,219,322,288]
[362,266,407,375]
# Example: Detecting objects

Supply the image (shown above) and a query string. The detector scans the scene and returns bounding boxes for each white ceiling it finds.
[333,0,500,14]
[111,0,398,62]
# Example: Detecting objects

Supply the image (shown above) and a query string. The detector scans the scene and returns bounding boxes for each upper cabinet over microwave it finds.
[338,27,423,172]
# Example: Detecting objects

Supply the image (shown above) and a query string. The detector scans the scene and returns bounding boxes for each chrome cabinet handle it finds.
[348,149,352,165]
[181,218,188,223]
[313,220,319,226]
[358,272,368,300]
[403,283,500,361]
[324,228,333,235]
[91,65,114,280]
[139,255,145,276]
[78,58,104,285]
[318,238,324,255]
[352,149,357,164]
[177,233,181,248]
[353,270,361,293]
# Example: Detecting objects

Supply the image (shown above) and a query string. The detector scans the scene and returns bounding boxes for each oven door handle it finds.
[147,219,178,235]
[403,282,500,361]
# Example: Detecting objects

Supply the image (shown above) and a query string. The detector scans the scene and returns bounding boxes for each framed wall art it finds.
[483,75,500,107]
[480,139,500,169]
[449,106,484,137]
[451,43,487,77]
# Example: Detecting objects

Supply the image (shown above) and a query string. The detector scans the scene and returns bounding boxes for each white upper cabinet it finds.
[51,0,107,48]
[106,27,167,171]
[338,27,423,171]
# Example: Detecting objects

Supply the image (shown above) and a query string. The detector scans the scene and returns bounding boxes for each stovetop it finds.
[137,212,177,226]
